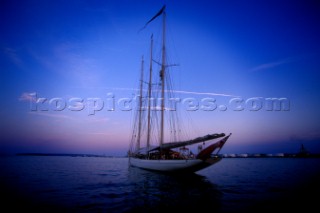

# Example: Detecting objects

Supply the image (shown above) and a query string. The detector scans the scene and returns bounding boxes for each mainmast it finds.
[159,8,166,146]
[136,56,144,151]
[147,35,153,150]
[138,5,166,147]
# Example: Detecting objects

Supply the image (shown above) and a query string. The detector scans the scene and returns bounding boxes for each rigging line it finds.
[130,110,139,152]
[153,59,179,67]
[151,89,159,145]
[166,19,182,94]
[165,65,179,142]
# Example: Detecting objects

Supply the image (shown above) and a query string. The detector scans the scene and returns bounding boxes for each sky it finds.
[1,0,320,156]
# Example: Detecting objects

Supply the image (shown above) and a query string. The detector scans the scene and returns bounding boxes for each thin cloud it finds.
[3,47,23,67]
[86,117,110,123]
[19,92,37,102]
[31,42,101,87]
[109,87,239,97]
[86,132,113,136]
[250,57,297,72]
[28,112,75,120]
[171,90,239,97]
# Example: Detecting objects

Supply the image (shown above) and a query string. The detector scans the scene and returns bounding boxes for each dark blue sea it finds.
[1,156,319,212]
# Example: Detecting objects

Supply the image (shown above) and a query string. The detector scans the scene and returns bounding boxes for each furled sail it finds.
[148,133,225,152]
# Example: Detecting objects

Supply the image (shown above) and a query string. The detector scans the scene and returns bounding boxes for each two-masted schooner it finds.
[128,5,231,173]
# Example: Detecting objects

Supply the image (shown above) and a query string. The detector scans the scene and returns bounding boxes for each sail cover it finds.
[148,133,225,152]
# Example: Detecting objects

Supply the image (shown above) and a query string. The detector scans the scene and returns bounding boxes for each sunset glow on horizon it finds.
[1,0,320,156]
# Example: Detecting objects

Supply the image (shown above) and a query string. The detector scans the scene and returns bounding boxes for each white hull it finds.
[129,157,222,173]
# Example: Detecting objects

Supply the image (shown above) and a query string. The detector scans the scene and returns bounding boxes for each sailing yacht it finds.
[128,5,231,173]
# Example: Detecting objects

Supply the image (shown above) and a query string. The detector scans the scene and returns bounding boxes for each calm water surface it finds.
[1,156,319,212]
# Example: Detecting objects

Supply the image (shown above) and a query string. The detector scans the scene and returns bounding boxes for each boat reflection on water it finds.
[127,166,223,212]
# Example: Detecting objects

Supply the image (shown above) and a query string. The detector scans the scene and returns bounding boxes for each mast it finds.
[136,56,144,151]
[160,8,166,146]
[147,35,153,150]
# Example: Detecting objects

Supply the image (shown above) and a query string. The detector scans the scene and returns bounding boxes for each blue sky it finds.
[1,0,320,155]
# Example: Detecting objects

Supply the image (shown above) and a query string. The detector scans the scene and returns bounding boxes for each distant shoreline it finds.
[15,153,124,158]
[12,153,320,158]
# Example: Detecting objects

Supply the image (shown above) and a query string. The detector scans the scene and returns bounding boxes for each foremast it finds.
[136,56,144,151]
[147,35,153,150]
